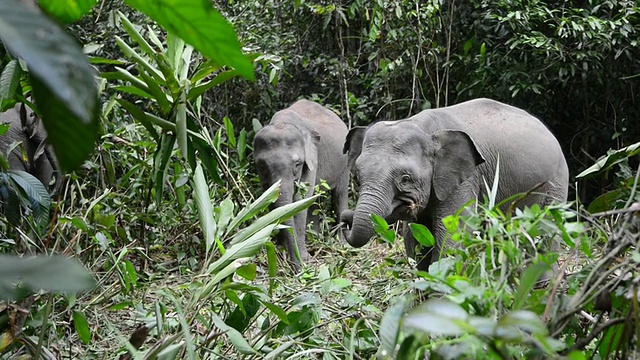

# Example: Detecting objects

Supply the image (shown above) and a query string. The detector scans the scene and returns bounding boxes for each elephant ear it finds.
[304,130,320,172]
[432,130,485,201]
[343,126,367,172]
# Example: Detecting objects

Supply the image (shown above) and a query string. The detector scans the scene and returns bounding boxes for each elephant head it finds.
[253,122,320,261]
[341,121,485,248]
[253,122,319,198]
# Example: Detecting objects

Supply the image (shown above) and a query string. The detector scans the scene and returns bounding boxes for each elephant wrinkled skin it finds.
[342,98,569,271]
[253,99,349,269]
[0,104,61,192]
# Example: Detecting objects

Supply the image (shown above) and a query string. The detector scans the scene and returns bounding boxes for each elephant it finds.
[253,99,349,269]
[341,98,569,271]
[0,103,61,193]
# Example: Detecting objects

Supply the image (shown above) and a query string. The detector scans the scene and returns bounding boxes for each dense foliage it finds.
[0,0,638,359]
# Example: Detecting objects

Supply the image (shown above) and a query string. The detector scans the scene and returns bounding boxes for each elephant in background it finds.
[342,98,569,271]
[253,99,349,269]
[0,103,61,193]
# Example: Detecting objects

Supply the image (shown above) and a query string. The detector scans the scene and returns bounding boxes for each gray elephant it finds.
[0,103,61,193]
[342,98,569,271]
[253,99,349,269]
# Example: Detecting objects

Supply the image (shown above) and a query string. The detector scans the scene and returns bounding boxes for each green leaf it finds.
[123,0,255,80]
[0,59,22,101]
[176,95,188,161]
[39,0,98,23]
[226,180,280,233]
[73,310,91,344]
[403,299,469,336]
[265,241,277,296]
[153,132,175,205]
[193,163,216,258]
[229,194,318,246]
[513,262,550,310]
[236,263,256,281]
[408,223,435,247]
[216,197,235,240]
[377,297,408,359]
[0,254,95,299]
[0,0,99,171]
[30,76,98,172]
[117,11,158,60]
[223,116,236,147]
[577,141,640,179]
[370,214,395,243]
[209,224,277,275]
[8,170,51,225]
[209,312,257,354]
[496,310,548,340]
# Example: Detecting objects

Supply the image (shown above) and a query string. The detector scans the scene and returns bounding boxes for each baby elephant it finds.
[0,104,61,193]
[253,99,349,269]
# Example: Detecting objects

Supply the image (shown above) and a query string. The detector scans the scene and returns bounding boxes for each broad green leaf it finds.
[193,163,216,257]
[403,299,469,336]
[577,141,640,179]
[117,11,157,60]
[226,180,280,234]
[265,241,277,296]
[229,195,318,246]
[8,170,51,225]
[216,197,235,239]
[210,312,257,354]
[377,297,408,359]
[371,214,395,243]
[209,224,277,275]
[208,258,252,286]
[39,0,98,23]
[114,36,165,83]
[0,60,22,101]
[497,310,548,339]
[236,263,256,281]
[0,0,99,171]
[73,310,91,344]
[261,301,289,325]
[137,70,173,115]
[513,262,550,310]
[264,341,294,360]
[0,254,95,299]
[123,0,255,80]
[176,95,188,161]
[153,132,175,205]
[223,116,236,147]
[409,223,435,247]
[31,76,98,172]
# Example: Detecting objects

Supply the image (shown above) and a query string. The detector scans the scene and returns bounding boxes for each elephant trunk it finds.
[272,180,297,248]
[344,189,393,248]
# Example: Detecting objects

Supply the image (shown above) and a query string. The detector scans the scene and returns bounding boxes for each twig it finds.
[563,317,627,353]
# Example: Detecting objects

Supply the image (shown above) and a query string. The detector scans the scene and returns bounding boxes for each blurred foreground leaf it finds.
[0,254,95,299]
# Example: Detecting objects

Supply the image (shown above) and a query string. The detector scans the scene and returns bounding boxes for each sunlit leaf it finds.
[39,0,98,23]
[123,0,255,80]
[73,310,91,344]
[409,223,435,247]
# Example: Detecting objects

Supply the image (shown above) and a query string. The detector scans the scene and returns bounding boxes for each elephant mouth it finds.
[389,195,419,222]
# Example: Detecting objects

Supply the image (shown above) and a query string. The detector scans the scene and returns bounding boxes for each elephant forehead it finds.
[363,123,429,153]
[255,127,301,148]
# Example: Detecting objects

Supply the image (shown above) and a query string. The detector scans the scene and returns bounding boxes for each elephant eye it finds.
[400,174,412,184]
